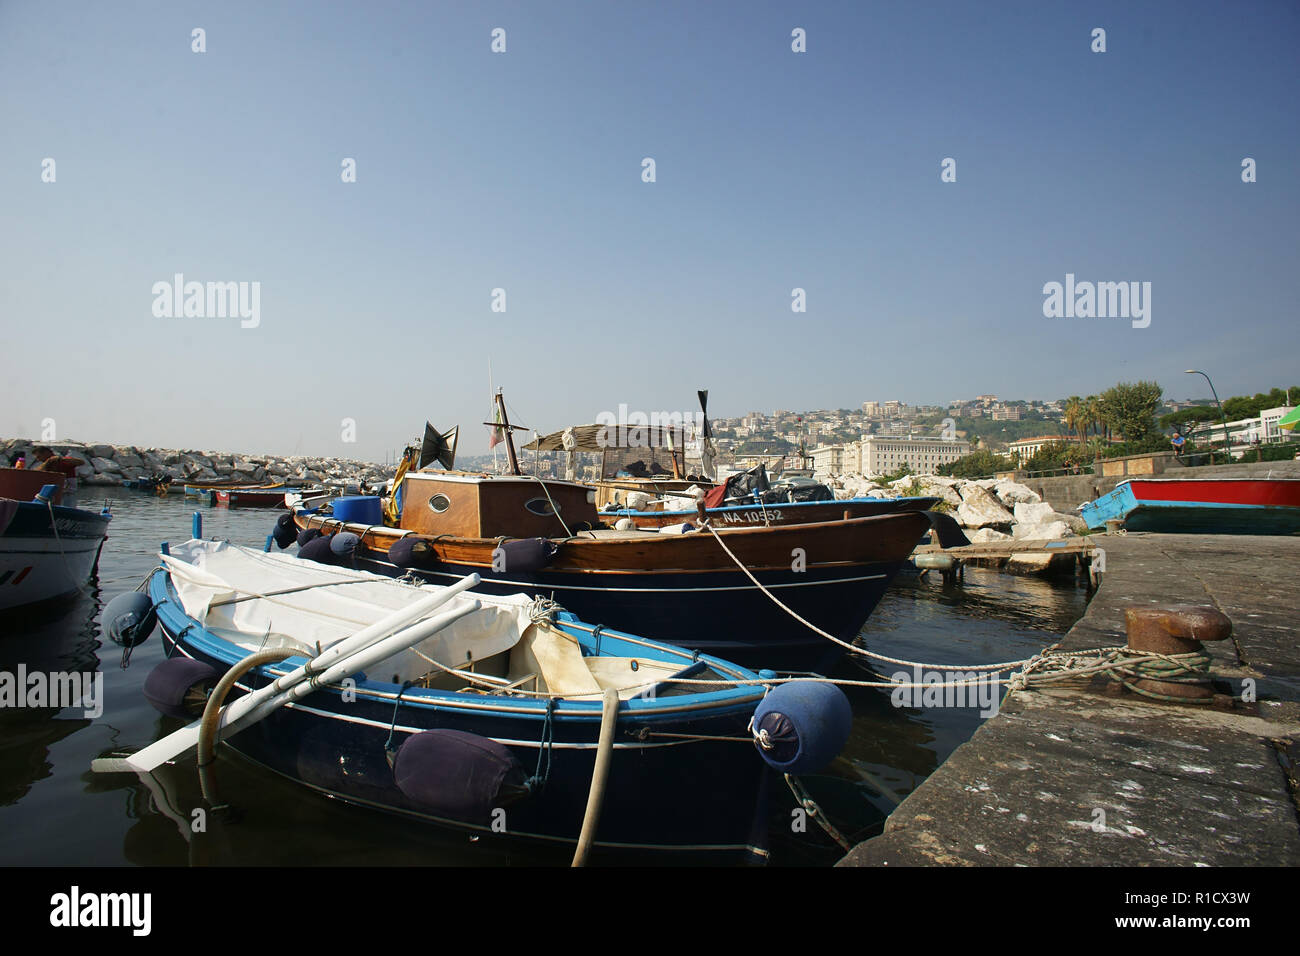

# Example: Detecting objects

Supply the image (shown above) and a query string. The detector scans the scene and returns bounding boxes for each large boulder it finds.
[1013,519,1072,540]
[89,444,115,460]
[955,484,1014,529]
[90,456,121,474]
[992,480,1041,508]
[1013,501,1057,526]
[968,528,1012,543]
[907,477,962,507]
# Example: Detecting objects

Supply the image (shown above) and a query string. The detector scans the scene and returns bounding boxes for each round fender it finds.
[143,658,221,719]
[296,527,323,548]
[491,537,556,574]
[388,536,437,569]
[298,535,336,565]
[102,592,157,648]
[393,729,531,822]
[329,531,361,560]
[751,681,852,774]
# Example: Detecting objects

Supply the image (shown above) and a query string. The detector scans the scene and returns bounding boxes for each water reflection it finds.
[0,490,1091,865]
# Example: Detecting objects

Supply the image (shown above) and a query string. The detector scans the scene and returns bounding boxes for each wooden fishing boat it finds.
[124,538,851,860]
[0,470,111,613]
[1080,478,1300,534]
[286,469,940,672]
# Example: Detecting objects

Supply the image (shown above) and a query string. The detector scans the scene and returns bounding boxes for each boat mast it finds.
[490,390,523,476]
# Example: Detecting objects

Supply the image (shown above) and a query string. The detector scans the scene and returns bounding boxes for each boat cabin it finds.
[398,472,601,538]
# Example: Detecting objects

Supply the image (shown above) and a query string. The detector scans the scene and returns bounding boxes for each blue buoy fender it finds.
[272,512,298,549]
[393,729,531,822]
[143,658,221,719]
[751,681,852,774]
[102,592,157,648]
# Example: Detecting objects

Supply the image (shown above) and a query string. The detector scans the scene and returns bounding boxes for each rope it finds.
[44,497,91,597]
[702,521,1035,672]
[785,773,853,852]
[525,698,557,793]
[531,477,574,538]
[383,680,417,765]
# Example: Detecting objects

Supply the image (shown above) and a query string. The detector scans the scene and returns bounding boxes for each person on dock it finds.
[1171,431,1186,457]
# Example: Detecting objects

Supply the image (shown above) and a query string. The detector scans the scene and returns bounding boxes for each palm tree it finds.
[1064,396,1087,447]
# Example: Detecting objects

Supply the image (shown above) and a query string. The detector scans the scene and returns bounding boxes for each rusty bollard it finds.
[1122,605,1232,701]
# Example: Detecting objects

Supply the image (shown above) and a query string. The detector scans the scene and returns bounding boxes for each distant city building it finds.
[975,394,997,404]
[810,444,849,475]
[859,436,970,476]
[991,406,1021,421]
[1007,435,1067,463]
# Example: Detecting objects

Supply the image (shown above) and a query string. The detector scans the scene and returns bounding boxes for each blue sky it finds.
[3,1,1297,459]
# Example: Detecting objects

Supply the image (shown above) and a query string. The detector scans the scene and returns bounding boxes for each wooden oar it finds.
[92,573,481,774]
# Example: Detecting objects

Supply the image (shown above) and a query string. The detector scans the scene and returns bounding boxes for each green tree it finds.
[935,449,1013,479]
[1098,381,1163,442]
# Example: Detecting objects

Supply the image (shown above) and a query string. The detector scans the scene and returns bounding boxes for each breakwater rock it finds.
[1,438,391,490]
[825,472,1084,538]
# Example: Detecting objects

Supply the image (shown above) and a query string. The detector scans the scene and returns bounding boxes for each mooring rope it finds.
[697,522,1221,704]
[702,521,1034,672]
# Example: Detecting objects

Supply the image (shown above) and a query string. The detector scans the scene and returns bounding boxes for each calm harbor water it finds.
[0,489,1089,866]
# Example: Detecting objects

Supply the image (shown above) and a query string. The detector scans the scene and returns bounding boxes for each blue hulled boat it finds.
[1080,478,1300,534]
[123,538,850,861]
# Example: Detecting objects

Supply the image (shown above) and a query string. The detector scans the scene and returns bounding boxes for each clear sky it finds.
[3,1,1297,460]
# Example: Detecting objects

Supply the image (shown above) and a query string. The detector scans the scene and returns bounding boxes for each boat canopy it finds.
[524,424,685,452]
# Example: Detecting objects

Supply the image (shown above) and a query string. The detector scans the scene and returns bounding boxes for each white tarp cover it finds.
[160,540,534,673]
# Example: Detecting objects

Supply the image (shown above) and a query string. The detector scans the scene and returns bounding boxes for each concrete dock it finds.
[840,531,1300,866]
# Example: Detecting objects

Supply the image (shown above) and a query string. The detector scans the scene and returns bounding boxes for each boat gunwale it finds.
[148,564,769,721]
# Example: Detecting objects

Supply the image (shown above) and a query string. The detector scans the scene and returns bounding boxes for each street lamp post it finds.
[1185,369,1231,458]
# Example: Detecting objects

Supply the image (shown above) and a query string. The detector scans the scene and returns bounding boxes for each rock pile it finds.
[0,438,390,489]
[824,473,1085,540]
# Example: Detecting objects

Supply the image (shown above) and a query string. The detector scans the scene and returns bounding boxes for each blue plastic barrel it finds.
[332,495,383,525]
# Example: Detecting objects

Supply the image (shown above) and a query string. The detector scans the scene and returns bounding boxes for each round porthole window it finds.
[524,497,557,516]
[428,494,451,513]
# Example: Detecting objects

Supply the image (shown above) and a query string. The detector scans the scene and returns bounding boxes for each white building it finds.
[859,436,970,476]
[810,444,848,475]
[1007,435,1068,463]
[1189,407,1297,449]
